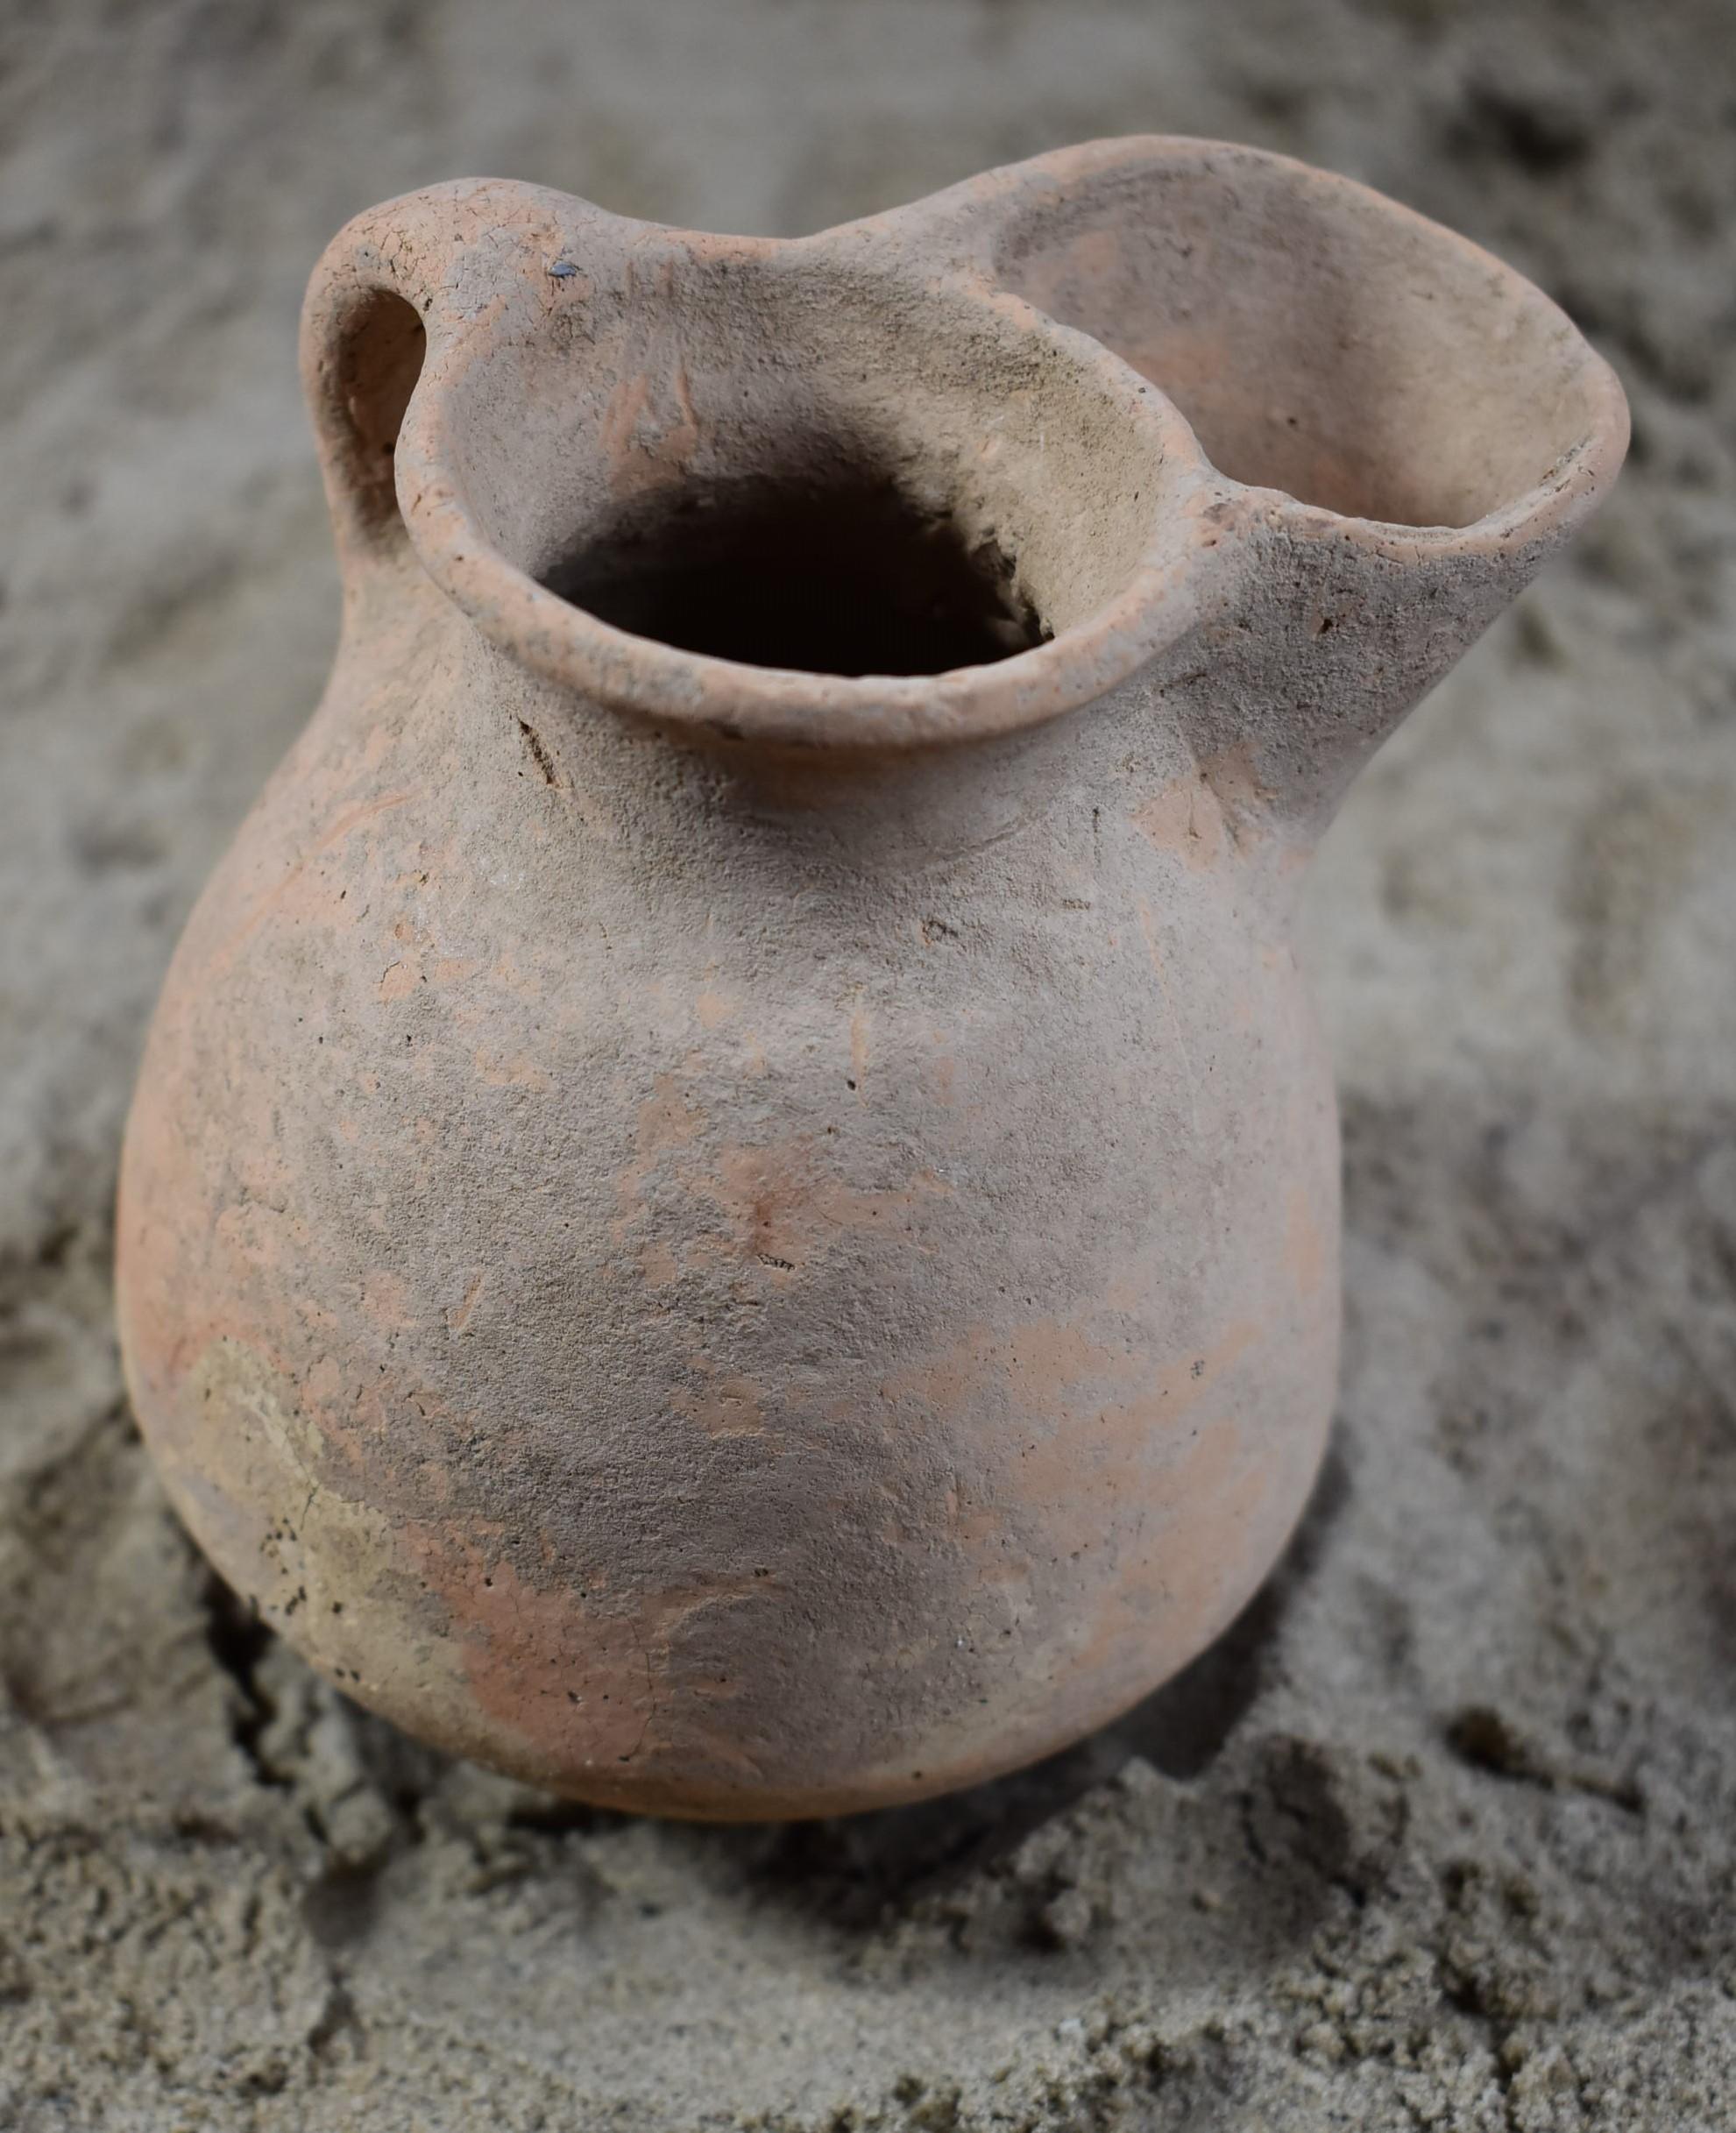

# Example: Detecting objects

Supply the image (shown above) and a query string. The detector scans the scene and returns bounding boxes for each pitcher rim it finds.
[309,138,1630,754]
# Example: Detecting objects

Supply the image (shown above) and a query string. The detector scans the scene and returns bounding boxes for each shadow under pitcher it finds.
[116,138,1626,1818]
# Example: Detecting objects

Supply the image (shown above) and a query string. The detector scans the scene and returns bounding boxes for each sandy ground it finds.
[2,1,1732,2126]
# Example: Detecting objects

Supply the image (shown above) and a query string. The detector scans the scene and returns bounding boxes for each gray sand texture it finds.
[2,3,1733,2127]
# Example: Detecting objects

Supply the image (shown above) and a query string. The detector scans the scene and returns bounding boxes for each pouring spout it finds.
[898,134,1628,835]
[1163,450,1629,844]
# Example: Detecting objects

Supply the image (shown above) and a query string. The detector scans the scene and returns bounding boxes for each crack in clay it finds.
[515,718,559,786]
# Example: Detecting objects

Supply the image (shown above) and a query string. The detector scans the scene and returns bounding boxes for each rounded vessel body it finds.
[117,139,1626,1816]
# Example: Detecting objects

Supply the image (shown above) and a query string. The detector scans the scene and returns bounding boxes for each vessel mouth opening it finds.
[539,465,1052,679]
[414,244,1184,735]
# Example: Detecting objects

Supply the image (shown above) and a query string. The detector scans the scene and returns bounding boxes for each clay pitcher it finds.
[117,139,1626,1818]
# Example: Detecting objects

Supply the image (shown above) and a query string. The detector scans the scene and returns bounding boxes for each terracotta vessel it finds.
[117,139,1626,1818]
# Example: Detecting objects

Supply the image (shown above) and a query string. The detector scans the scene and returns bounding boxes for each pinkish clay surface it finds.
[116,138,1625,1818]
